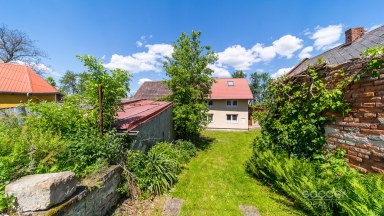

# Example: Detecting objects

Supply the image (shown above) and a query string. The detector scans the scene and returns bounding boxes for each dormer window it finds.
[227,81,234,86]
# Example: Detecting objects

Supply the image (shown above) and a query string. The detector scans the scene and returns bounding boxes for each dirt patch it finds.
[162,197,184,216]
[239,205,261,216]
[112,196,165,216]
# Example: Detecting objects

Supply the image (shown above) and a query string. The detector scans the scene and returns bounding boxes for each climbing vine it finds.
[360,45,384,78]
[255,59,351,158]
[255,45,384,158]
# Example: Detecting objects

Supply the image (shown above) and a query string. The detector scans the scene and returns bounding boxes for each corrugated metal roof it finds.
[0,63,59,94]
[288,26,384,76]
[132,81,171,100]
[115,99,173,131]
[209,78,253,100]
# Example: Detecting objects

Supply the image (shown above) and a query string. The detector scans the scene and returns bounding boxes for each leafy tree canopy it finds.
[231,70,246,78]
[76,55,131,130]
[45,76,57,88]
[249,72,271,105]
[164,31,218,140]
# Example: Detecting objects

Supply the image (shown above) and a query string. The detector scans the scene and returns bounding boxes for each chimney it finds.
[345,27,365,44]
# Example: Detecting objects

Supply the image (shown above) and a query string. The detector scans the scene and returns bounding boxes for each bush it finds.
[174,140,197,162]
[0,101,131,213]
[125,140,197,198]
[126,149,178,197]
[246,137,384,215]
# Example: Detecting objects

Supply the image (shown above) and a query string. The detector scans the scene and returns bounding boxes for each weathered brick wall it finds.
[324,58,384,173]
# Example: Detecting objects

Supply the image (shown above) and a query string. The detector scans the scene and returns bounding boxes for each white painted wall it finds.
[206,99,249,130]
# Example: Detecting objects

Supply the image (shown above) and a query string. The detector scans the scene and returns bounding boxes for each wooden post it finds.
[99,85,103,136]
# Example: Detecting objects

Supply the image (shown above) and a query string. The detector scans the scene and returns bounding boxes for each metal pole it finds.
[99,85,103,136]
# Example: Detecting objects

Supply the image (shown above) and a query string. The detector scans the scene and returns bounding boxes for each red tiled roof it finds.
[115,99,173,131]
[209,78,253,100]
[0,63,59,94]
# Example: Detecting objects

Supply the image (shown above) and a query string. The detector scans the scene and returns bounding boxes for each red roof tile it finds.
[115,99,173,131]
[209,78,253,100]
[0,63,59,94]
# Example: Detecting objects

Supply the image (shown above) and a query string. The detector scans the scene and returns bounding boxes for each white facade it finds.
[206,99,249,130]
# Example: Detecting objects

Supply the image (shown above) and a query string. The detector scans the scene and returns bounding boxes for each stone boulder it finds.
[5,171,77,212]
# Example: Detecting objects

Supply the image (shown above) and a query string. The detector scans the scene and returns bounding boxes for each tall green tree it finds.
[77,55,131,130]
[231,70,246,78]
[164,31,218,140]
[45,76,57,88]
[249,72,271,105]
[59,70,78,94]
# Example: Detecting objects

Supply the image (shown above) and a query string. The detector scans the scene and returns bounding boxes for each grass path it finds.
[153,130,304,216]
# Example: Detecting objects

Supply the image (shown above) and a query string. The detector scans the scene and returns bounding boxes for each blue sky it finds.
[1,0,383,94]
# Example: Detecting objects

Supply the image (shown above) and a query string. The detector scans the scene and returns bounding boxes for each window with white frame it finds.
[226,114,238,123]
[226,99,238,107]
[207,100,213,107]
[207,114,214,123]
[227,81,234,86]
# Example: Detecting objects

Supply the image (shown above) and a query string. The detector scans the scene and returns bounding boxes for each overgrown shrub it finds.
[125,140,196,198]
[0,101,130,212]
[174,140,197,162]
[254,59,351,158]
[246,136,384,215]
[0,54,132,213]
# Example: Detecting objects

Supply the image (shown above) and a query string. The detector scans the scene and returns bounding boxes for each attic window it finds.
[227,81,234,86]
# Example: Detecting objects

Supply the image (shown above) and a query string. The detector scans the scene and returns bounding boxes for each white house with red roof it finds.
[133,77,254,131]
[206,78,253,130]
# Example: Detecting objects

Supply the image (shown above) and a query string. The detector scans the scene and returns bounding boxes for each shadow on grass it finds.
[192,134,216,151]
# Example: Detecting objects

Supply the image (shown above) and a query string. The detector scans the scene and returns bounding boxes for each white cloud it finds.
[298,46,313,59]
[311,24,343,50]
[136,41,143,47]
[104,43,173,73]
[138,78,152,85]
[272,35,303,58]
[136,35,153,47]
[217,45,259,70]
[303,28,311,36]
[251,43,276,61]
[270,67,293,79]
[208,64,231,78]
[368,24,382,32]
[146,44,173,58]
[251,35,303,61]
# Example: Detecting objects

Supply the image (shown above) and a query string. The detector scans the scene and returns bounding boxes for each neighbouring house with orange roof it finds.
[0,63,61,108]
[206,78,253,130]
[115,99,175,151]
[134,78,254,131]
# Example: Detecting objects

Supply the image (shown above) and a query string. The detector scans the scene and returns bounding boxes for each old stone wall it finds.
[27,166,123,216]
[324,58,384,173]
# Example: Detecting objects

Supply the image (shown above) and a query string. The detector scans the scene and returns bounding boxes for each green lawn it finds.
[167,130,305,216]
